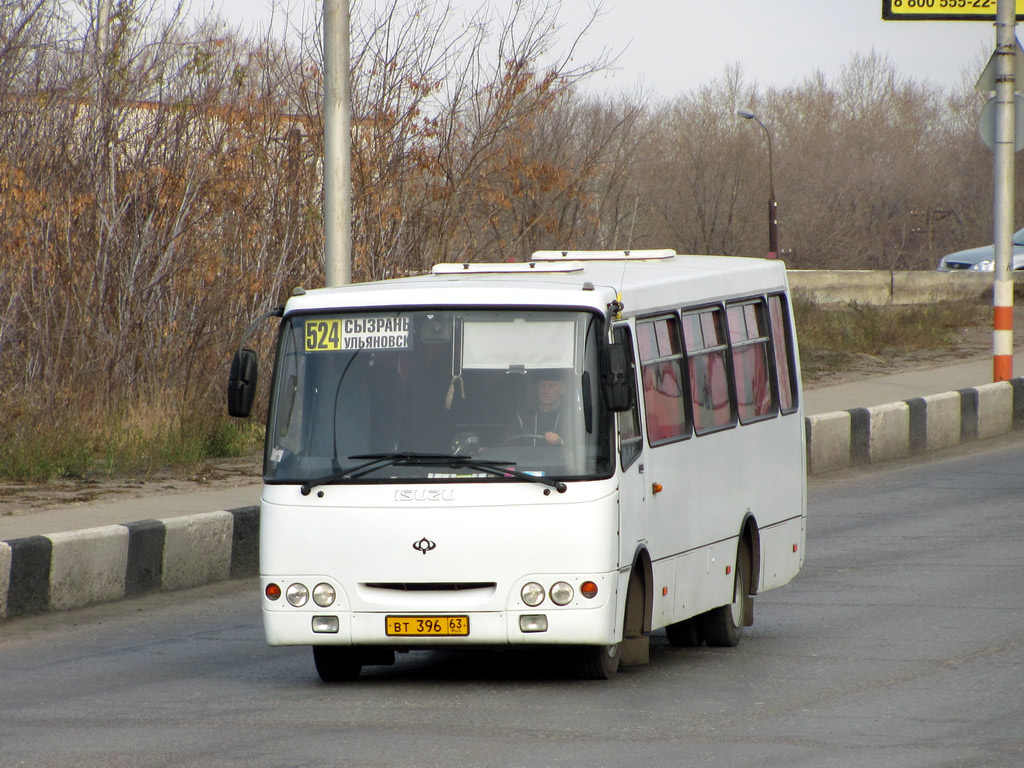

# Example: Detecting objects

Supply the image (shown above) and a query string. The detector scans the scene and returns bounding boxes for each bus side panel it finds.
[758,516,805,592]
[648,545,738,633]
[643,421,803,610]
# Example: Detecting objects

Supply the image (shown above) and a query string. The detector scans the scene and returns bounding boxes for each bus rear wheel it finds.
[665,617,702,647]
[313,646,363,682]
[699,548,750,648]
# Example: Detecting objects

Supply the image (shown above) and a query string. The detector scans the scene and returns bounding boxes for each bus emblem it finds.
[412,537,436,555]
[395,489,455,501]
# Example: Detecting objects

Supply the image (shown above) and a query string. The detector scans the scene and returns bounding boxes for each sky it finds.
[187,0,1000,97]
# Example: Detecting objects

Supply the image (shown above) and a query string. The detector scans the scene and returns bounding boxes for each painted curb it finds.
[805,378,1024,475]
[0,506,258,621]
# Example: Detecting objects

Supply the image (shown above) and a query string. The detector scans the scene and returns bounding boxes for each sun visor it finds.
[461,318,576,370]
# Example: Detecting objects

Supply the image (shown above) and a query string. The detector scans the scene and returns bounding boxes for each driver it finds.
[514,376,567,446]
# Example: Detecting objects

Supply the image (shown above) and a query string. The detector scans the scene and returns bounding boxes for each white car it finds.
[937,227,1024,271]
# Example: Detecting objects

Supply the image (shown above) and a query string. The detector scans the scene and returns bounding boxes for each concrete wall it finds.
[787,269,1016,305]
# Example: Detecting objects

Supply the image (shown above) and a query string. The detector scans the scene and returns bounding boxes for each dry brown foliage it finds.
[0,0,1003,478]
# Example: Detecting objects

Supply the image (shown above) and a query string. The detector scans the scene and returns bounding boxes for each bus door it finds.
[613,326,647,567]
[633,314,697,620]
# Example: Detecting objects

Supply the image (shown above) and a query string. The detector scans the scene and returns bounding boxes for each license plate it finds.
[385,615,469,637]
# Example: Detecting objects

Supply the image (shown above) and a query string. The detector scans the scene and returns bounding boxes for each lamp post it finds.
[737,108,779,259]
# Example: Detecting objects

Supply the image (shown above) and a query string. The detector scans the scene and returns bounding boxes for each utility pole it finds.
[323,0,351,287]
[992,0,1016,381]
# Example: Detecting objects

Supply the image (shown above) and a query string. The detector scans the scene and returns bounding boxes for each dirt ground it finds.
[0,306,1012,520]
[0,454,263,520]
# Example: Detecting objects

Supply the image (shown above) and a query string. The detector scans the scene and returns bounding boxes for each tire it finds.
[573,642,621,680]
[574,561,645,679]
[664,617,702,647]
[313,646,363,682]
[699,547,750,648]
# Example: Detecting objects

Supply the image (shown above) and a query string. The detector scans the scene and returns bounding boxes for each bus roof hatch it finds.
[531,249,677,262]
[431,261,585,275]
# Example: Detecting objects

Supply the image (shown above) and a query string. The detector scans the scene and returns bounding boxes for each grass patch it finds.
[0,394,264,483]
[793,295,986,381]
[0,425,94,483]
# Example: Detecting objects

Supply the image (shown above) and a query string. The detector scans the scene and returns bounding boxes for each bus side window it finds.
[682,307,736,435]
[768,294,799,413]
[726,300,776,424]
[612,325,643,469]
[637,315,690,445]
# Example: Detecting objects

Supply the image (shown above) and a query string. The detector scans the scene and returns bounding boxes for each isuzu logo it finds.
[412,537,436,555]
[395,489,455,502]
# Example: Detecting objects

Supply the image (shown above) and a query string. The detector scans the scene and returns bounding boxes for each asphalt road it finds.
[2,436,1023,768]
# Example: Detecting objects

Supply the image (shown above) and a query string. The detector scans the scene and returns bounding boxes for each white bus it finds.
[228,249,806,680]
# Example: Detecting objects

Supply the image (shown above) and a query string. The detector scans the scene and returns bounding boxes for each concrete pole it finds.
[98,0,110,55]
[323,0,352,287]
[992,0,1016,381]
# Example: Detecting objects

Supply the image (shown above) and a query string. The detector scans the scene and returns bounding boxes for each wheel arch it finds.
[628,544,654,635]
[739,512,761,595]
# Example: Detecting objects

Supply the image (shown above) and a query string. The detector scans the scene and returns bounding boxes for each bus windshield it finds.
[264,309,612,484]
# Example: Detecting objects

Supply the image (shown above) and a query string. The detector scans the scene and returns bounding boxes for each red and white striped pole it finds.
[993,0,1016,382]
[994,283,1014,381]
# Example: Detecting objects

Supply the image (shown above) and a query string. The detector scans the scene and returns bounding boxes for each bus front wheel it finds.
[313,646,363,682]
[573,642,621,680]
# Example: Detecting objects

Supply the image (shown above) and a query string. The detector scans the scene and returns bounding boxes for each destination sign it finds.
[883,0,1024,20]
[304,317,411,352]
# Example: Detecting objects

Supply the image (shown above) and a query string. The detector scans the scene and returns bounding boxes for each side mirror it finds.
[227,348,259,418]
[600,343,634,412]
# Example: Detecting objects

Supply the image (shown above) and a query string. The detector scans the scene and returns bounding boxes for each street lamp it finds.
[737,108,779,259]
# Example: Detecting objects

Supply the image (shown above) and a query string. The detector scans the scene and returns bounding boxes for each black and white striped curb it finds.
[805,379,1024,474]
[0,506,258,621]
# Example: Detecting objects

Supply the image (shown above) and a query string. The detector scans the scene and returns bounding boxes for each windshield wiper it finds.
[299,454,403,495]
[352,453,567,493]
[300,452,567,495]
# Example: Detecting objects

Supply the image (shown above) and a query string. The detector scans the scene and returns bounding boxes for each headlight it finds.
[313,583,336,607]
[549,581,574,606]
[969,260,995,272]
[521,582,545,607]
[286,583,309,607]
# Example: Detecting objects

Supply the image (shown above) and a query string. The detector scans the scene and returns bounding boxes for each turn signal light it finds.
[580,581,599,599]
[265,583,282,601]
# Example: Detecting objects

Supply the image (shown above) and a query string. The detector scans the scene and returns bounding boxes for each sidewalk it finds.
[2,350,1022,542]
[0,482,262,540]
[802,351,1024,414]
